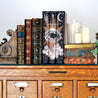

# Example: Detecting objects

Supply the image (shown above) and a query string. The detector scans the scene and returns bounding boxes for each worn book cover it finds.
[17,25,25,64]
[42,11,65,64]
[31,18,42,64]
[64,44,95,64]
[64,57,95,64]
[25,19,32,64]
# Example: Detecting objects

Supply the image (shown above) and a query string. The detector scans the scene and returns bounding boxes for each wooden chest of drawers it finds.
[0,65,98,98]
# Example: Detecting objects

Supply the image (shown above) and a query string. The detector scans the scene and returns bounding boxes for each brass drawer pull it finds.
[55,88,60,92]
[90,88,96,92]
[48,71,67,74]
[88,96,98,98]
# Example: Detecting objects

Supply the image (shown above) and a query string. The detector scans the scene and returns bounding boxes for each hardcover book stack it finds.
[64,44,95,64]
[24,18,42,64]
[16,11,65,65]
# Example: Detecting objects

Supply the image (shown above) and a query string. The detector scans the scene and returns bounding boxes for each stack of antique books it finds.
[0,11,95,65]
[17,11,65,64]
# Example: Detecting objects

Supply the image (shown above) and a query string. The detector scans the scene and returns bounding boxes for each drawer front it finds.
[43,81,72,98]
[78,81,98,98]
[41,69,93,77]
[7,81,37,98]
[0,68,95,77]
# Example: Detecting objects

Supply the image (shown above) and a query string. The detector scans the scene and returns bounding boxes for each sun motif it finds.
[43,13,64,49]
[43,13,63,60]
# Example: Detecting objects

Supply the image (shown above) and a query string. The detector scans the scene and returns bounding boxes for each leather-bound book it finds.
[25,19,32,64]
[64,44,95,64]
[17,25,25,64]
[31,18,42,64]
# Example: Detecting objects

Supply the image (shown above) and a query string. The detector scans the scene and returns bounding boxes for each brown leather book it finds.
[25,19,32,64]
[17,25,25,64]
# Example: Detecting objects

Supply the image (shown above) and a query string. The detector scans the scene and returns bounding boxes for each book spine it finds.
[32,18,42,64]
[64,48,95,57]
[25,19,32,64]
[42,11,50,64]
[64,57,95,64]
[64,48,95,64]
[17,25,25,64]
[48,11,57,64]
[56,11,65,64]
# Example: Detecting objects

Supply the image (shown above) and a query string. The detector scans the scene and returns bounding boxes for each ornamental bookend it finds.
[0,29,17,64]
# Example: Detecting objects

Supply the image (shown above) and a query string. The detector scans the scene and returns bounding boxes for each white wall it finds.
[0,0,98,43]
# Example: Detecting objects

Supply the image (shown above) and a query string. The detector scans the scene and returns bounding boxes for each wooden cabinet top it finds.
[0,65,97,77]
[0,65,98,69]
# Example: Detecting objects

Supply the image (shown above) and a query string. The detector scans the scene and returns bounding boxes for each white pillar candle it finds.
[82,27,91,43]
[73,22,82,43]
[67,23,75,43]
[74,30,82,43]
[67,20,82,44]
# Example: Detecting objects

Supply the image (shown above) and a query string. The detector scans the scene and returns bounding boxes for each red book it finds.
[25,19,32,64]
[64,57,95,64]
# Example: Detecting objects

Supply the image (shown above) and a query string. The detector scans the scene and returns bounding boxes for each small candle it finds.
[73,22,82,43]
[67,20,82,43]
[67,23,75,43]
[74,29,82,43]
[82,27,91,43]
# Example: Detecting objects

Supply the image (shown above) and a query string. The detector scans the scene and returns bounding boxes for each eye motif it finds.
[43,12,64,60]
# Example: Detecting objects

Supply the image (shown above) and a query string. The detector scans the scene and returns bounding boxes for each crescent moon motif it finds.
[57,13,63,22]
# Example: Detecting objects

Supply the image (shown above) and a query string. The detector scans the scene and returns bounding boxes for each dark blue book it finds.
[48,11,57,64]
[42,11,65,65]
[56,11,65,64]
[42,11,50,64]
[31,18,42,64]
